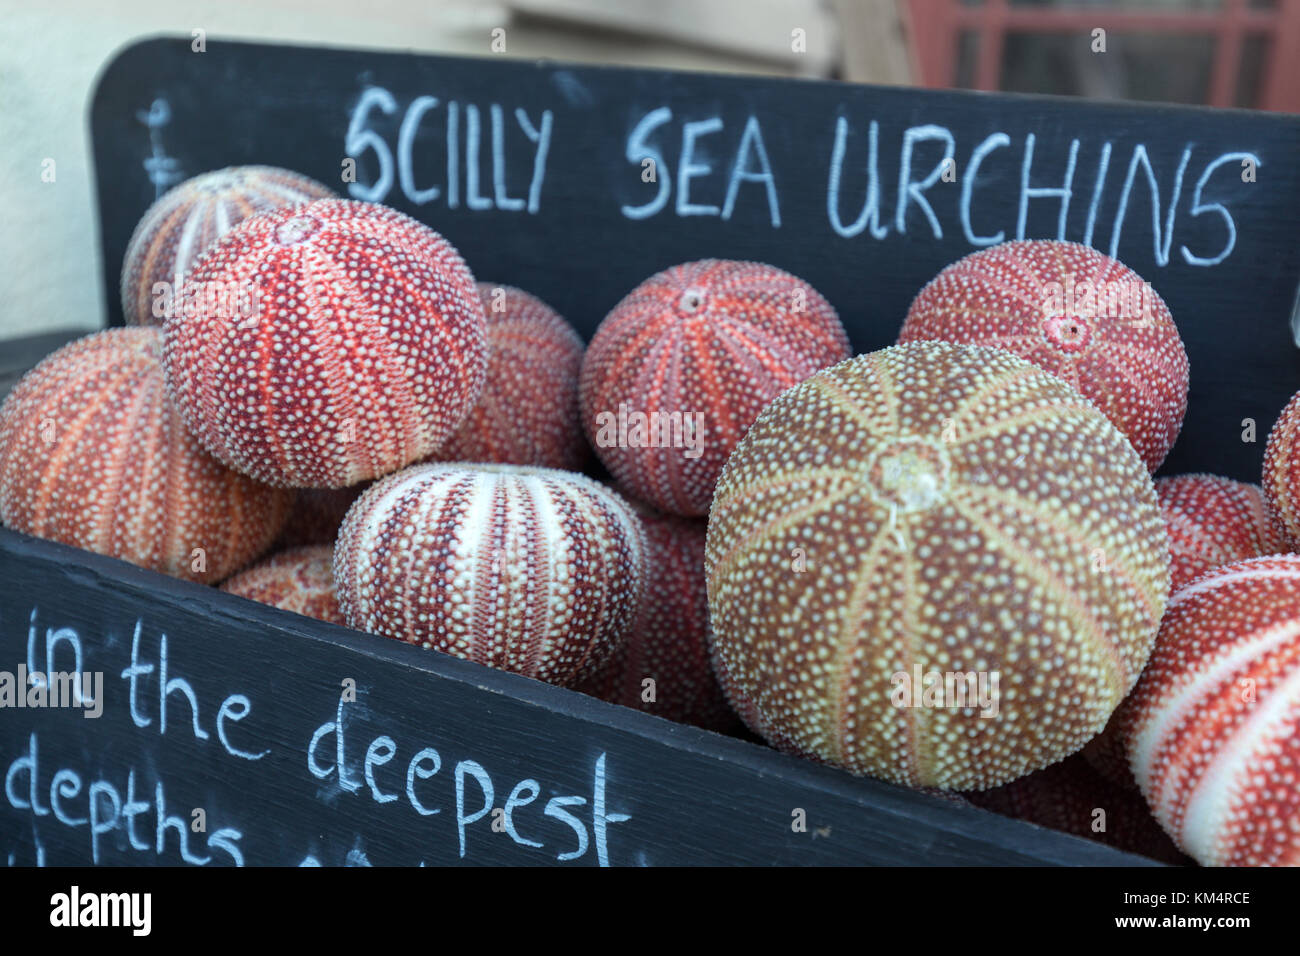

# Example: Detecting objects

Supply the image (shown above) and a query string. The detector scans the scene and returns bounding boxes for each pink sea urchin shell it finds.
[576,509,735,731]
[333,463,645,687]
[1263,389,1300,548]
[162,198,487,488]
[120,165,334,326]
[580,259,850,516]
[705,342,1169,790]
[899,240,1188,472]
[221,545,343,624]
[433,283,586,470]
[1125,555,1300,866]
[0,328,292,582]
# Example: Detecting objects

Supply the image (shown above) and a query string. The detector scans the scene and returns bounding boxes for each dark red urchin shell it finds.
[432,283,587,470]
[274,484,369,550]
[1263,389,1300,548]
[965,754,1188,864]
[1156,473,1288,592]
[120,165,334,326]
[333,463,646,688]
[1124,555,1300,866]
[221,544,343,624]
[0,328,293,582]
[163,198,487,488]
[580,259,850,516]
[899,239,1188,472]
[575,508,737,732]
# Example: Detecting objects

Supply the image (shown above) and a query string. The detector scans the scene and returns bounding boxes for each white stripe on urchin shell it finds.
[120,165,334,326]
[333,463,646,687]
[1125,555,1300,866]
[704,341,1170,791]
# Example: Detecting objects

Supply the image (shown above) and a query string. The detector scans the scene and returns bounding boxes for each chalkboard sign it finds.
[91,37,1300,482]
[0,528,1156,866]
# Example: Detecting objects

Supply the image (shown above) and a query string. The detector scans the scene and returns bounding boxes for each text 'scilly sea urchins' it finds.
[705,342,1169,791]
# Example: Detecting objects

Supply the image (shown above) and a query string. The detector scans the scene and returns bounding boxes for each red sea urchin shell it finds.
[333,463,645,687]
[1125,556,1300,866]
[1157,473,1288,592]
[433,283,587,470]
[1264,389,1300,547]
[120,165,334,326]
[221,545,343,624]
[576,509,736,731]
[579,259,850,516]
[965,754,1187,863]
[705,342,1169,790]
[0,328,292,582]
[899,240,1188,472]
[163,198,487,488]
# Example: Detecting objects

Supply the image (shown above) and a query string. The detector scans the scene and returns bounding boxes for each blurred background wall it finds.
[1,0,1295,342]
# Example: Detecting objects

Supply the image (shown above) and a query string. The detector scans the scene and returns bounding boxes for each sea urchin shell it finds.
[163,198,487,488]
[705,342,1169,790]
[580,259,850,516]
[0,328,293,582]
[1125,555,1300,866]
[334,463,645,687]
[221,544,343,624]
[899,240,1188,472]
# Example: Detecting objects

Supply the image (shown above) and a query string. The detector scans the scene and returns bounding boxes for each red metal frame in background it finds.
[905,0,1300,112]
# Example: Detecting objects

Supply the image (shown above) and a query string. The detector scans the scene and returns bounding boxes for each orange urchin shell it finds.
[121,165,334,326]
[432,283,586,470]
[333,463,645,687]
[1263,390,1300,548]
[580,259,850,516]
[163,198,487,488]
[1156,473,1288,592]
[221,544,343,624]
[964,754,1187,863]
[576,508,736,731]
[705,342,1169,790]
[1125,555,1300,866]
[899,239,1188,472]
[0,328,292,582]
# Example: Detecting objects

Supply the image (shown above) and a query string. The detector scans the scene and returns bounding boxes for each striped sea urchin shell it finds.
[899,240,1188,472]
[163,198,487,488]
[1157,473,1288,592]
[576,509,736,731]
[1125,556,1300,866]
[120,165,334,326]
[334,463,645,687]
[221,545,343,624]
[1263,389,1300,548]
[0,328,293,582]
[580,259,850,516]
[705,342,1169,790]
[433,283,587,470]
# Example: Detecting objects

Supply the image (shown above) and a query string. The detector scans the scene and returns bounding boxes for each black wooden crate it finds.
[3,36,1299,866]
